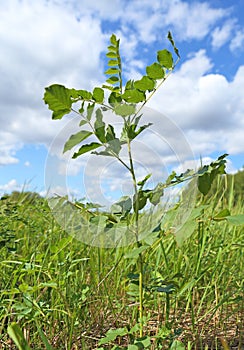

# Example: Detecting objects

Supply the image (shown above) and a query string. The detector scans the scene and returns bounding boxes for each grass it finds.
[0,177,243,349]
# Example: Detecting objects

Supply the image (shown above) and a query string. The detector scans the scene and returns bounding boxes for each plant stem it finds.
[127,138,144,337]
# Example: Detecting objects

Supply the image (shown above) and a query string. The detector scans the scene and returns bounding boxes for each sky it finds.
[0,0,244,207]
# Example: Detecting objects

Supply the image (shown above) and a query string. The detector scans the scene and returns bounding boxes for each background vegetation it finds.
[0,171,243,349]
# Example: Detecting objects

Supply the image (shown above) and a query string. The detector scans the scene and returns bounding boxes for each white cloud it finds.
[0,179,23,195]
[164,1,227,41]
[230,29,244,51]
[211,20,235,49]
[0,0,106,165]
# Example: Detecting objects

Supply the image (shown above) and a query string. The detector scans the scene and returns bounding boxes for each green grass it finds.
[0,179,243,349]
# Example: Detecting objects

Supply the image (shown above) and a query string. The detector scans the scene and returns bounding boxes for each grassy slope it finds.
[0,179,243,350]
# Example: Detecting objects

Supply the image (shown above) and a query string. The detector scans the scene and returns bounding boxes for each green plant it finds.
[42,33,242,349]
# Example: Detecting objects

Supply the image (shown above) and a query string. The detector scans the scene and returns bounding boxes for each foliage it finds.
[41,32,243,348]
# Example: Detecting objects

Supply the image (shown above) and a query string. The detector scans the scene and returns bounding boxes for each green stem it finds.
[127,138,144,337]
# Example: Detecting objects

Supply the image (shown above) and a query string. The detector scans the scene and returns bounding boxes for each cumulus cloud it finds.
[211,20,236,49]
[230,29,244,51]
[0,179,23,195]
[0,0,106,165]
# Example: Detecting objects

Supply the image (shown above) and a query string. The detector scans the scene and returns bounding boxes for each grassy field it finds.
[0,176,243,349]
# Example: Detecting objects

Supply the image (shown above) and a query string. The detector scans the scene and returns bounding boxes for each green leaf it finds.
[133,191,148,211]
[36,321,55,350]
[105,68,120,75]
[149,183,164,206]
[106,52,118,58]
[134,76,155,91]
[74,89,93,100]
[167,31,180,58]
[72,142,102,158]
[157,49,174,69]
[108,91,122,106]
[146,62,165,79]
[106,76,120,85]
[98,328,127,345]
[127,123,152,140]
[124,245,149,259]
[92,87,104,103]
[7,322,32,350]
[198,173,211,196]
[135,336,151,348]
[107,139,121,155]
[170,340,185,350]
[106,124,116,142]
[122,89,146,103]
[63,130,93,153]
[110,34,117,46]
[107,45,117,52]
[44,84,72,119]
[94,109,106,142]
[114,104,136,116]
[86,103,95,121]
[213,209,231,221]
[226,214,244,226]
[137,174,152,188]
[102,84,120,93]
[79,119,88,126]
[108,59,119,67]
[111,196,132,215]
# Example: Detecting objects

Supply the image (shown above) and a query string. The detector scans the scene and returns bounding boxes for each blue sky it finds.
[0,0,244,206]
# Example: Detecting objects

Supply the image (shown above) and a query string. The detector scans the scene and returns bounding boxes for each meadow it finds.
[0,174,243,350]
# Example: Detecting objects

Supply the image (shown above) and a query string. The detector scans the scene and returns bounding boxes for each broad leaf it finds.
[44,84,72,120]
[92,87,104,103]
[114,103,136,116]
[133,191,148,211]
[213,209,231,221]
[63,130,92,153]
[198,173,211,196]
[122,89,146,103]
[149,183,164,206]
[72,142,102,158]
[146,62,165,79]
[98,328,127,345]
[134,76,155,91]
[106,138,121,155]
[70,88,92,101]
[226,214,244,226]
[108,91,122,106]
[157,49,174,69]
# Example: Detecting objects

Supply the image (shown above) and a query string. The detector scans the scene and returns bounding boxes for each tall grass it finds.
[0,177,243,349]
